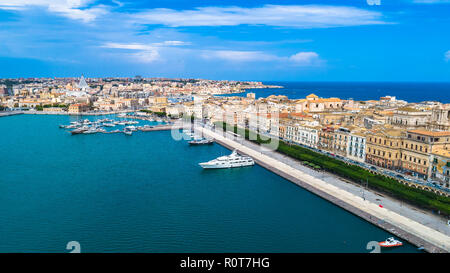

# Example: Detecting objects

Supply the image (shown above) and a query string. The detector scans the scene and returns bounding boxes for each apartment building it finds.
[347,131,367,163]
[317,127,335,153]
[365,129,403,170]
[401,130,450,180]
[430,148,450,188]
[388,107,431,129]
[334,127,350,157]
[68,103,90,114]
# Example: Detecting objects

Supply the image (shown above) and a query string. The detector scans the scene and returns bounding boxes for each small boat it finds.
[379,237,403,248]
[125,126,138,131]
[123,130,132,136]
[71,126,89,135]
[83,127,100,134]
[189,138,214,145]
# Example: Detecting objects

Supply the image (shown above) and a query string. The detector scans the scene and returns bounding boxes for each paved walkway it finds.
[196,125,450,252]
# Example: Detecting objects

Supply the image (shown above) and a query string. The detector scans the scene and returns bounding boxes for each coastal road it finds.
[196,125,450,253]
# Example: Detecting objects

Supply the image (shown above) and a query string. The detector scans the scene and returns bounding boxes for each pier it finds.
[0,111,23,118]
[139,124,184,132]
[196,125,450,253]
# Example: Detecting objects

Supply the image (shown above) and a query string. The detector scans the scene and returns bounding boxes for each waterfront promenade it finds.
[196,124,450,253]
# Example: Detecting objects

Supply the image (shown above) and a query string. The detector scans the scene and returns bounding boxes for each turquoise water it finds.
[0,115,420,253]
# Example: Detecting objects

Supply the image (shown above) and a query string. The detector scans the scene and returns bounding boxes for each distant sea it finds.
[229,82,450,103]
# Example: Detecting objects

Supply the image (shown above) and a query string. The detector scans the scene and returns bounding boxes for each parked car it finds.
[396,174,405,179]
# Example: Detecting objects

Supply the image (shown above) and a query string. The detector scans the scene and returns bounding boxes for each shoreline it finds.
[195,124,450,253]
[0,111,23,118]
[22,110,136,116]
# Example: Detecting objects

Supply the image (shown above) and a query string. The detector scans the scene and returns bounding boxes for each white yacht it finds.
[199,150,254,169]
[124,125,138,131]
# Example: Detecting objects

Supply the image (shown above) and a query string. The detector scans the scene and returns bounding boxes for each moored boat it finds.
[189,138,214,145]
[379,237,403,248]
[199,150,254,169]
[71,126,89,135]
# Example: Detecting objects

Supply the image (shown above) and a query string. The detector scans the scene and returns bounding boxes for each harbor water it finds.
[0,115,421,252]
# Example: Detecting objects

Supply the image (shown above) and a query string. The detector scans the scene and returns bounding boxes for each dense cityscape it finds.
[1,76,449,194]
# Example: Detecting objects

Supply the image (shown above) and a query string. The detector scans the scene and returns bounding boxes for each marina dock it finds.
[139,124,184,131]
[196,125,450,253]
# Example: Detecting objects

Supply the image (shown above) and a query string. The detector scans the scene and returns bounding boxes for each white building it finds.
[347,132,366,163]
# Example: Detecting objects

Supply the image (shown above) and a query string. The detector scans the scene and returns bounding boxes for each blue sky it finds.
[0,0,449,81]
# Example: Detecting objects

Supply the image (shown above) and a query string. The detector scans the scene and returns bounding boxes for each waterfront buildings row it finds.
[185,93,450,189]
[1,76,449,189]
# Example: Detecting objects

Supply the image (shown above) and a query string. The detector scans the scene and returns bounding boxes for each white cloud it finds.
[289,52,321,66]
[0,0,108,22]
[413,0,450,3]
[101,41,190,63]
[102,41,190,50]
[0,3,390,27]
[201,50,278,62]
[201,49,322,66]
[152,41,191,47]
[445,50,450,62]
[133,5,387,28]
[102,43,154,51]
[130,50,160,63]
